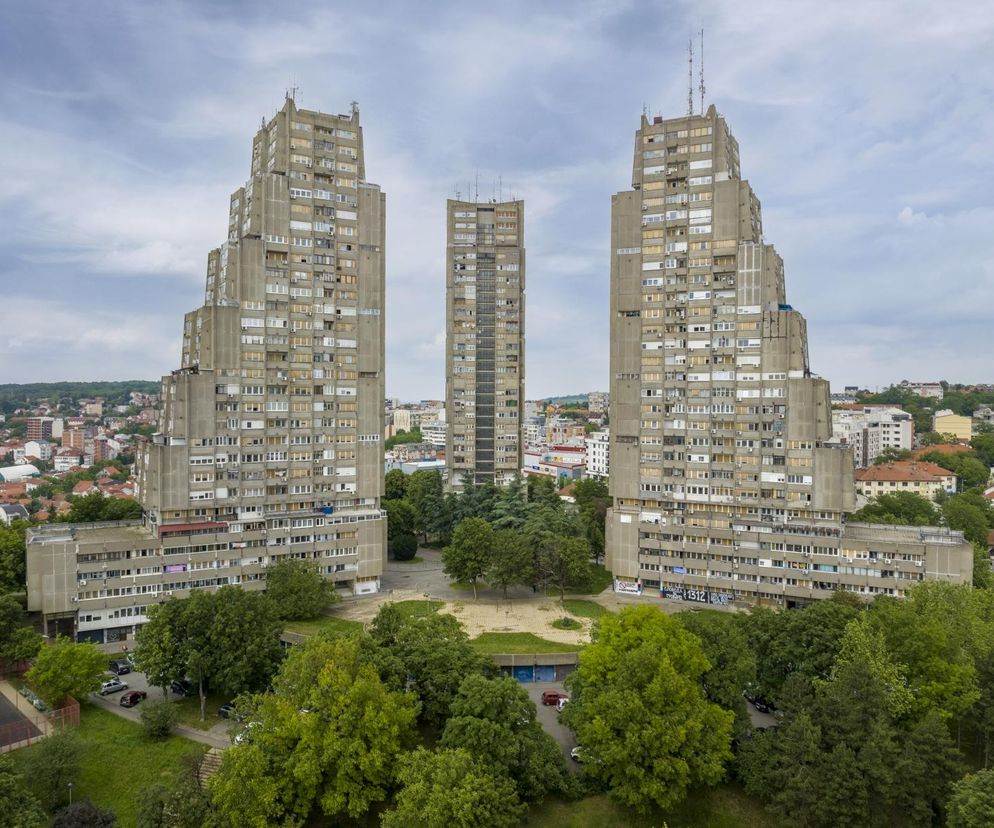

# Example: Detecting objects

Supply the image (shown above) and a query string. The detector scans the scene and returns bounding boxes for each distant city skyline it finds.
[1,1,993,399]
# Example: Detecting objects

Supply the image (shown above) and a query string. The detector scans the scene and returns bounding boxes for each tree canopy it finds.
[25,637,107,706]
[563,605,734,813]
[263,558,337,621]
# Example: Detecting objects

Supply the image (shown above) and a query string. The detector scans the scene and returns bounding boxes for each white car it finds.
[234,721,262,745]
[99,678,128,696]
[556,697,569,712]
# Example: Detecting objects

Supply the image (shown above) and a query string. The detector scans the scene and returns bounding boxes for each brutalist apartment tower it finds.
[27,98,387,642]
[606,105,972,606]
[445,199,525,488]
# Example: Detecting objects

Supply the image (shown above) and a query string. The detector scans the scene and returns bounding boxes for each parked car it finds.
[218,702,242,720]
[542,690,568,706]
[99,678,128,696]
[120,690,147,708]
[108,660,131,676]
[233,721,262,745]
[752,697,774,714]
[170,679,195,697]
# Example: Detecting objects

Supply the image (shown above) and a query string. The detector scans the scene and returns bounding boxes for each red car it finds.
[120,690,147,708]
[542,690,568,706]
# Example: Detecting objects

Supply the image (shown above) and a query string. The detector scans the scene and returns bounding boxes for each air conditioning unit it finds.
[79,579,87,586]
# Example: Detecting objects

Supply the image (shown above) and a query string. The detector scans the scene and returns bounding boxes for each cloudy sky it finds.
[1,1,992,400]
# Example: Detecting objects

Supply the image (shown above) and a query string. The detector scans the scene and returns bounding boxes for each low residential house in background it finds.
[0,504,29,525]
[911,442,973,460]
[855,461,957,500]
[900,381,944,399]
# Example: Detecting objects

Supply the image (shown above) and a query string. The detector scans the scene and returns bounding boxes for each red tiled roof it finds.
[855,461,955,483]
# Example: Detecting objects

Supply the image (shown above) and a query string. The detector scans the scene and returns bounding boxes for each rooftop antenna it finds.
[350,100,359,118]
[687,36,694,116]
[475,170,479,203]
[287,76,299,103]
[499,175,503,203]
[699,29,706,115]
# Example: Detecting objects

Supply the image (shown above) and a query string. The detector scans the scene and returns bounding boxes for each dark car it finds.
[218,702,242,720]
[541,690,568,706]
[751,696,774,714]
[170,679,195,697]
[108,660,131,676]
[120,690,147,708]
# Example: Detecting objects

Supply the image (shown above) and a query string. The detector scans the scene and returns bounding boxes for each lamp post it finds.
[423,592,430,616]
[68,782,73,807]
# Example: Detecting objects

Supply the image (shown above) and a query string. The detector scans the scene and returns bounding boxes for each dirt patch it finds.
[335,589,593,645]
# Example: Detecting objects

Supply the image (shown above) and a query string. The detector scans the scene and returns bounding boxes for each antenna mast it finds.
[699,29,705,114]
[687,37,694,116]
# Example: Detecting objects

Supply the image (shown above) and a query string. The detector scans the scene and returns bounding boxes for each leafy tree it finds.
[921,450,991,490]
[0,754,46,828]
[135,755,214,828]
[210,636,418,825]
[442,517,494,598]
[384,468,408,500]
[536,536,591,600]
[679,610,756,735]
[24,728,79,810]
[392,532,419,561]
[0,521,27,592]
[382,748,525,828]
[943,497,992,547]
[486,529,533,598]
[849,491,940,526]
[971,434,994,468]
[367,606,491,726]
[50,800,117,827]
[891,711,964,826]
[264,558,336,621]
[137,588,282,720]
[562,605,734,813]
[744,596,860,700]
[947,768,994,828]
[526,475,560,508]
[0,594,42,664]
[25,637,106,706]
[134,600,185,698]
[873,446,913,464]
[491,476,529,530]
[406,469,445,541]
[384,427,422,450]
[440,674,573,801]
[66,491,141,524]
[140,700,178,740]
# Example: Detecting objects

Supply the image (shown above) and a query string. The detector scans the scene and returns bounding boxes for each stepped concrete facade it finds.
[605,105,972,607]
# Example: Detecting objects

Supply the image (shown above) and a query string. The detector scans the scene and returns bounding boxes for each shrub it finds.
[140,699,178,740]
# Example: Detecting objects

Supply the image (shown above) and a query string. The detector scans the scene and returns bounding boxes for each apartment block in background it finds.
[446,199,525,487]
[28,97,387,643]
[831,405,913,467]
[605,104,972,607]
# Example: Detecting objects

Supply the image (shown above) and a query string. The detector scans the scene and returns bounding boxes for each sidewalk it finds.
[86,691,231,749]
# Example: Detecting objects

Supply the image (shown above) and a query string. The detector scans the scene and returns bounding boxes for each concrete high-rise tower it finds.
[27,98,387,643]
[606,105,972,606]
[445,199,525,488]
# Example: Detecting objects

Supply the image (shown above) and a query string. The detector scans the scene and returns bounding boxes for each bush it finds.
[140,700,178,740]
[552,616,582,630]
[392,532,419,561]
[24,727,79,810]
[50,800,117,827]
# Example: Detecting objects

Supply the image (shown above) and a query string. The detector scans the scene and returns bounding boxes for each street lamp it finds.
[423,592,431,615]
[68,782,73,806]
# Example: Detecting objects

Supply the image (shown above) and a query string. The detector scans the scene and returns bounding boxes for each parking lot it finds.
[523,681,577,767]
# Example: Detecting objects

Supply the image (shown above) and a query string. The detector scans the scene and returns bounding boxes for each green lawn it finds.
[470,632,584,655]
[171,691,232,731]
[561,599,610,619]
[526,784,772,828]
[389,599,444,620]
[12,703,208,826]
[566,564,614,596]
[284,614,364,637]
[551,617,583,631]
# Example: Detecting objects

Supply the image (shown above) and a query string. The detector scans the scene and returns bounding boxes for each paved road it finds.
[524,681,578,770]
[89,667,231,748]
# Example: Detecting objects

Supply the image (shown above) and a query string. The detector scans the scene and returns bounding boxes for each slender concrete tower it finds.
[605,105,972,607]
[445,199,525,488]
